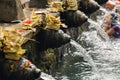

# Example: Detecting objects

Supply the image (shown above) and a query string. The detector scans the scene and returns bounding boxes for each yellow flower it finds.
[17,49,26,55]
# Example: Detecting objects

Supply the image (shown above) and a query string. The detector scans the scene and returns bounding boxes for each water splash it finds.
[88,17,119,52]
[99,6,110,13]
[80,30,120,80]
[88,18,110,42]
[55,4,120,80]
[83,5,111,42]
[36,72,56,80]
[70,39,99,73]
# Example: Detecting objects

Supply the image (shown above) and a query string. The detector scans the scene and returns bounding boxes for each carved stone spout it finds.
[78,0,100,14]
[94,0,108,4]
[35,29,71,51]
[0,57,41,80]
[60,10,88,27]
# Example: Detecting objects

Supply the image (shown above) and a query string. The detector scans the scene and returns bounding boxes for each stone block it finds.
[0,0,24,22]
[29,0,48,8]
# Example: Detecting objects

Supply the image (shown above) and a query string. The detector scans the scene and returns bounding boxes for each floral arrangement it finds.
[0,7,67,60]
[50,1,63,12]
[67,0,78,10]
[45,14,61,30]
[22,14,42,29]
[4,30,26,60]
[0,29,26,60]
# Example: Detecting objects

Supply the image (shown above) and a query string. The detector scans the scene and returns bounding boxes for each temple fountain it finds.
[0,0,109,80]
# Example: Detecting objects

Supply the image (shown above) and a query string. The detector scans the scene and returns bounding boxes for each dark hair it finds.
[111,13,118,24]
[111,13,117,20]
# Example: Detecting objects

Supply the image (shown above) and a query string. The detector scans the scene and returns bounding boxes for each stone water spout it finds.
[0,56,41,80]
[35,29,71,51]
[78,0,100,14]
[60,10,88,27]
[94,0,108,5]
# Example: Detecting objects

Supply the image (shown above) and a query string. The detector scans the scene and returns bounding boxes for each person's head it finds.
[104,13,112,24]
[115,5,120,14]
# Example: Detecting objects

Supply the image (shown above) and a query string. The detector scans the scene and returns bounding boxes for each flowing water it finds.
[87,18,110,42]
[70,39,99,74]
[53,7,120,80]
[40,72,56,80]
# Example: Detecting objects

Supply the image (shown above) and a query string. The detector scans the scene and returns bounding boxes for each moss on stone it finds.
[41,48,56,72]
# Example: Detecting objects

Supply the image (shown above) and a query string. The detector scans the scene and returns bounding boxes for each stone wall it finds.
[29,0,48,8]
[0,0,24,22]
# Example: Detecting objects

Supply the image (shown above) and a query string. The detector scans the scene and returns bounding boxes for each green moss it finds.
[41,48,57,72]
[44,48,56,64]
[45,48,54,54]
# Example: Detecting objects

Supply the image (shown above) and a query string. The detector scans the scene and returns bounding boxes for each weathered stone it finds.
[29,0,48,8]
[0,0,24,22]
[64,22,89,40]
[0,57,41,80]
[34,29,71,51]
[60,10,88,27]
[22,29,71,72]
[78,0,100,14]
[94,0,108,4]
[20,0,30,5]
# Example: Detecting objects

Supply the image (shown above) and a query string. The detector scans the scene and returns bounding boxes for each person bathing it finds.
[103,5,120,38]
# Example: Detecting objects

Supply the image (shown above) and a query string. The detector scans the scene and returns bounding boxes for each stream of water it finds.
[70,39,99,74]
[53,6,120,80]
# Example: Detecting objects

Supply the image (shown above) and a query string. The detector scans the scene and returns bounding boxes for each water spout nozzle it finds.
[85,15,89,19]
[58,29,71,39]
[33,69,41,79]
